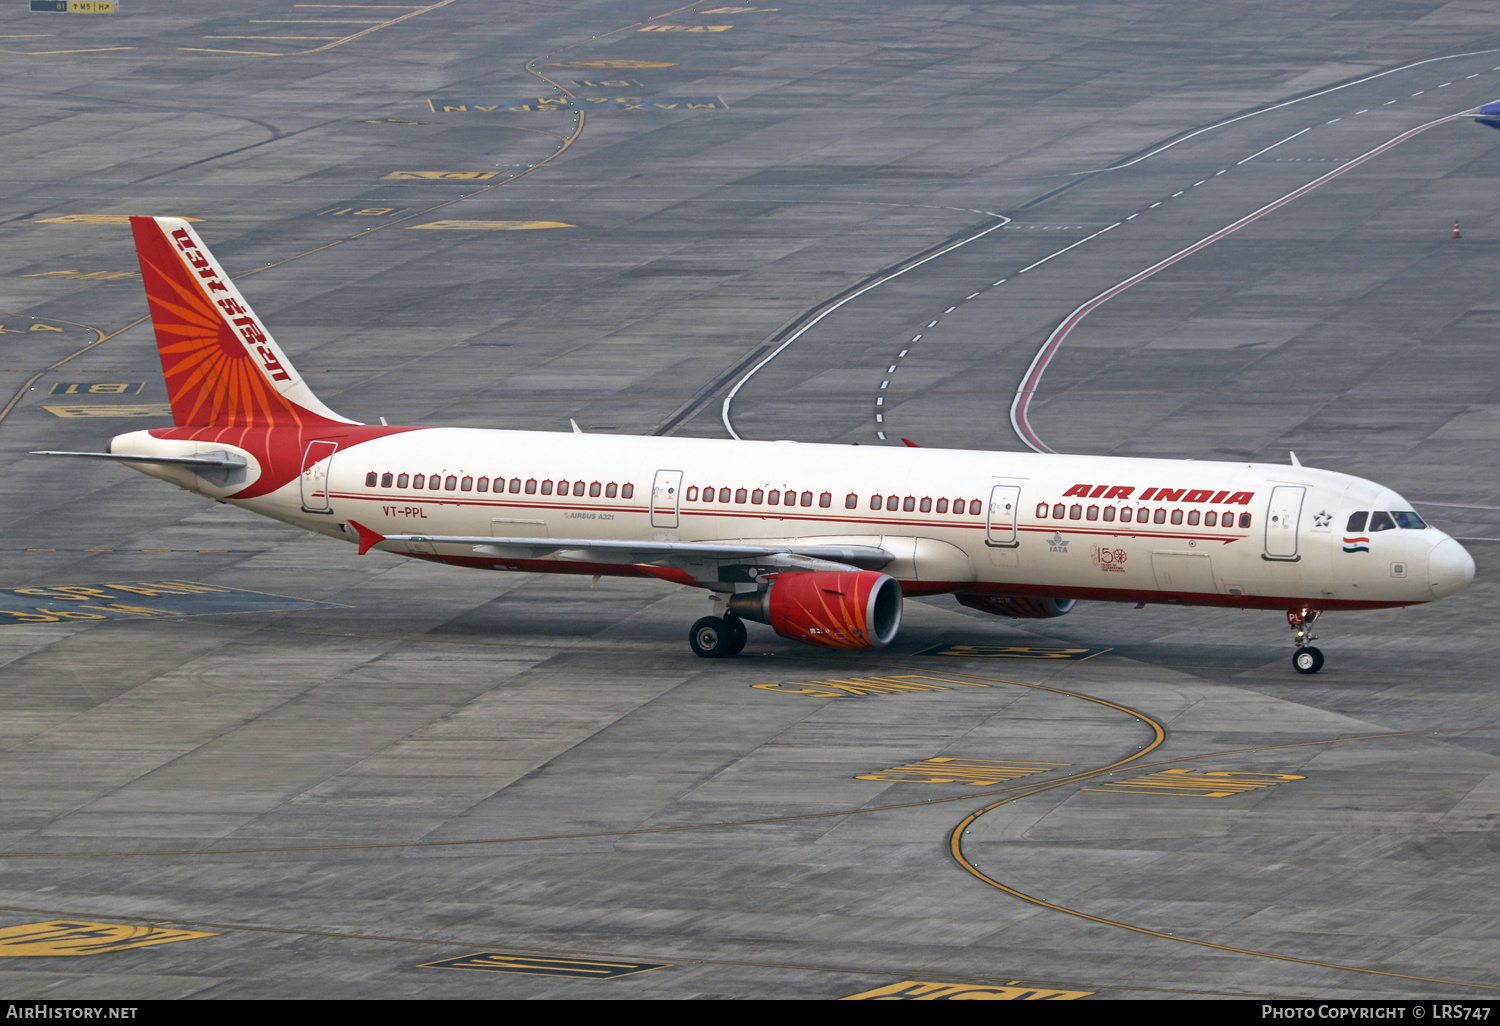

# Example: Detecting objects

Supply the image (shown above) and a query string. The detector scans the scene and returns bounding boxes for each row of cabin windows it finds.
[684,486,982,515]
[364,473,634,499]
[1348,510,1426,532]
[1037,502,1252,529]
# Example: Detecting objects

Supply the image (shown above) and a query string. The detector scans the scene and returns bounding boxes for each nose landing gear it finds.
[1287,607,1323,674]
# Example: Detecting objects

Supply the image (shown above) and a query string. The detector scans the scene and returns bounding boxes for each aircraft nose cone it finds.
[1428,537,1476,599]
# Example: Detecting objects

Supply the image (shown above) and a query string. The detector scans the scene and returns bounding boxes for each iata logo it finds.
[1047,532,1068,553]
[1091,545,1127,572]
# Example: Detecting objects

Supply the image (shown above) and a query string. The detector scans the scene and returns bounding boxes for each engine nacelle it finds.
[728,570,902,649]
[956,594,1076,619]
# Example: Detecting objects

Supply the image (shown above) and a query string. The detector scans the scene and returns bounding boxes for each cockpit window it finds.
[1391,511,1427,530]
[1347,511,1368,532]
[1368,511,1396,532]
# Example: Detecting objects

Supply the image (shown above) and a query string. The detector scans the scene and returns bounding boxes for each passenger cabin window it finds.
[768,490,780,505]
[1347,511,1369,532]
[1392,511,1426,529]
[525,479,537,494]
[819,492,832,508]
[461,476,473,491]
[1119,507,1131,523]
[397,474,409,488]
[1204,511,1217,526]
[621,483,633,498]
[446,476,458,490]
[871,495,883,510]
[737,488,749,504]
[887,494,899,509]
[1103,506,1116,522]
[1052,503,1065,519]
[1170,510,1183,525]
[541,481,553,495]
[606,483,618,498]
[1086,505,1098,520]
[751,489,763,503]
[381,473,393,487]
[801,491,813,507]
[936,499,948,513]
[365,472,377,487]
[845,493,857,509]
[1153,509,1166,524]
[1368,511,1396,532]
[476,478,488,492]
[686,486,699,501]
[510,479,521,493]
[591,482,602,497]
[1069,504,1082,520]
[1238,513,1251,528]
[720,488,732,502]
[413,474,425,489]
[1187,510,1199,525]
[429,473,441,489]
[920,497,932,513]
[968,500,982,515]
[903,497,916,512]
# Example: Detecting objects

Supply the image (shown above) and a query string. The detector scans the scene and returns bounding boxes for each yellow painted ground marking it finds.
[20,270,137,281]
[382,171,499,180]
[35,215,201,224]
[700,5,780,11]
[753,674,991,697]
[48,382,144,395]
[842,981,1091,1000]
[407,220,575,230]
[1085,769,1305,798]
[857,757,1071,786]
[0,920,214,956]
[421,952,669,978]
[545,60,678,68]
[638,24,732,32]
[30,324,65,331]
[32,1,117,13]
[43,403,170,418]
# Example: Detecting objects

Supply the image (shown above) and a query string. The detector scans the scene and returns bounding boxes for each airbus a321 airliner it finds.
[33,217,1475,673]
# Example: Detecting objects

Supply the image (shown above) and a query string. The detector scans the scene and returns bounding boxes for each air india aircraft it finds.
[33,217,1475,673]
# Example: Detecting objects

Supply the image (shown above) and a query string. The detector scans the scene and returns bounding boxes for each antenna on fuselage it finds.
[1289,451,1301,467]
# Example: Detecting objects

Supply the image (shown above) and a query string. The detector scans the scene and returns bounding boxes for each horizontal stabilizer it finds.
[30,450,247,469]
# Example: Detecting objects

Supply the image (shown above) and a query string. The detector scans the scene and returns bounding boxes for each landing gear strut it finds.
[689,613,747,658]
[1287,607,1323,674]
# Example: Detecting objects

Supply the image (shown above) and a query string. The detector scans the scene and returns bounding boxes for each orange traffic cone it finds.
[1453,220,1462,238]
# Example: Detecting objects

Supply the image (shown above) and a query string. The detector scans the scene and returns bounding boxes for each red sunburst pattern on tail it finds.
[131,217,341,428]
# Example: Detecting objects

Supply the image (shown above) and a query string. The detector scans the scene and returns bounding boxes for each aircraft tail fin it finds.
[129,216,358,428]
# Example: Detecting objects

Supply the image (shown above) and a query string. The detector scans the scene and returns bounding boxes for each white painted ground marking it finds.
[1236,126,1311,165]
[898,350,907,357]
[1010,108,1476,454]
[927,320,939,327]
[1126,213,1139,219]
[945,306,956,313]
[1077,47,1500,173]
[719,214,1012,438]
[1015,223,1121,275]
[967,292,980,299]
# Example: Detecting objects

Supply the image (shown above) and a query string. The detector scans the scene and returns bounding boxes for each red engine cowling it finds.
[956,594,1075,618]
[729,571,902,649]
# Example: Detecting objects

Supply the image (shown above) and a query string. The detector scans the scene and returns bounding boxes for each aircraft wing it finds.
[348,521,891,570]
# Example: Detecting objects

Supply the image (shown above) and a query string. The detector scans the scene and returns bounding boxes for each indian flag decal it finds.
[1343,536,1370,553]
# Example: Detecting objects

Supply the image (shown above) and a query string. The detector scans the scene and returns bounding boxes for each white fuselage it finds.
[112,427,1474,611]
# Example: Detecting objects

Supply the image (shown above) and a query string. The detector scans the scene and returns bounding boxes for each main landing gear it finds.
[689,613,747,658]
[1287,607,1323,674]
